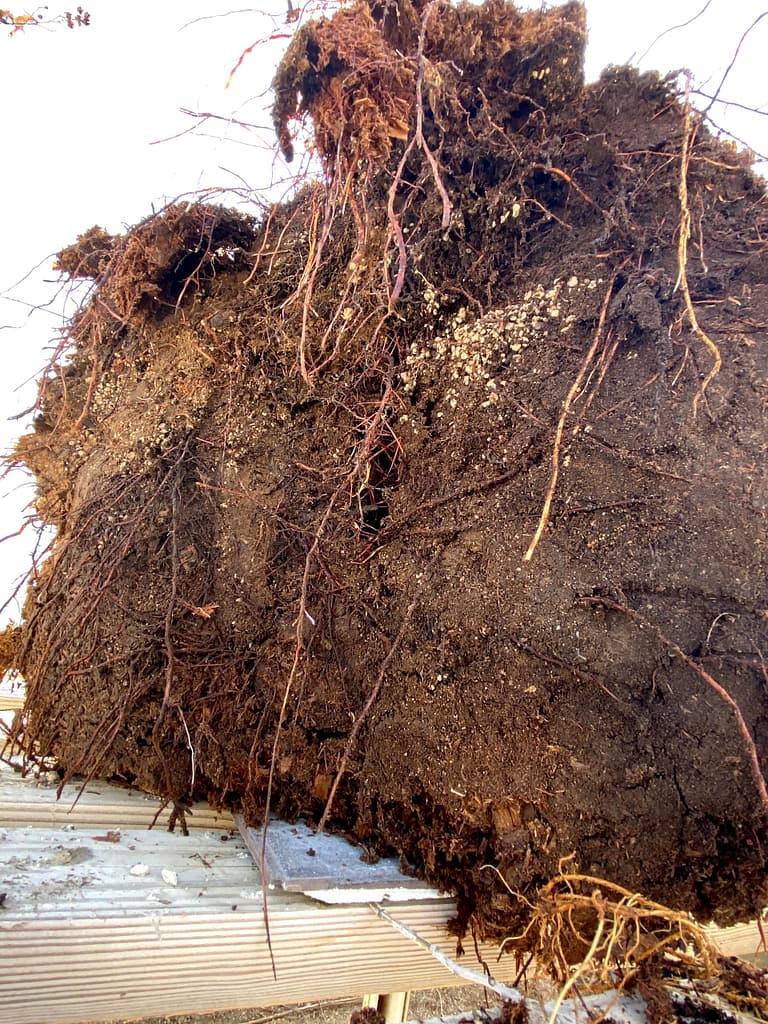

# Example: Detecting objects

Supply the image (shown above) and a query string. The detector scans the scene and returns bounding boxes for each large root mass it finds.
[6,0,768,942]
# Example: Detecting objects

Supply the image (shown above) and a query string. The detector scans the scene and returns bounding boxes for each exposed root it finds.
[151,459,184,803]
[523,272,620,562]
[318,582,420,831]
[260,486,342,977]
[386,0,452,310]
[486,864,767,1024]
[676,88,722,418]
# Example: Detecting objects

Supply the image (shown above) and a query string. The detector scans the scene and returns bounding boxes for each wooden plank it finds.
[0,762,233,831]
[0,824,261,920]
[705,919,767,965]
[364,991,412,1023]
[0,676,24,711]
[0,819,508,1024]
[0,762,513,1023]
[1,910,504,1024]
[1,762,765,1024]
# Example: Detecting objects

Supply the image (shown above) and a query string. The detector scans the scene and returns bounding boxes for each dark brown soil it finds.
[4,0,768,951]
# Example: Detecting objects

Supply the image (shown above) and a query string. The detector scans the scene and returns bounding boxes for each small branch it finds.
[691,91,768,117]
[370,903,526,1006]
[635,0,715,64]
[700,12,768,117]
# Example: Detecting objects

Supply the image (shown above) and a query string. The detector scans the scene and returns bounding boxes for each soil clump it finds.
[4,0,768,953]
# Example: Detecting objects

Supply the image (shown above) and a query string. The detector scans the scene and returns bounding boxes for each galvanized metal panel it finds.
[236,815,443,903]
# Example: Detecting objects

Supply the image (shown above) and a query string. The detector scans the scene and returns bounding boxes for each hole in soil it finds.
[157,248,210,301]
[358,424,400,536]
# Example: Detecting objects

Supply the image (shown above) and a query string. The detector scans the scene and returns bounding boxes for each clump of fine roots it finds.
[492,864,768,1023]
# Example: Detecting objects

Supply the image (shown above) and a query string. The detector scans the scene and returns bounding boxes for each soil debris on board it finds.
[4,0,768,968]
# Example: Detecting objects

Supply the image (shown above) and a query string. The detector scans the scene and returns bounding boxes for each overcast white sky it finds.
[1,0,766,624]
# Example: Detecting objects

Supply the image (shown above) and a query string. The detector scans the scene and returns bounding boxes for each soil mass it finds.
[5,0,768,947]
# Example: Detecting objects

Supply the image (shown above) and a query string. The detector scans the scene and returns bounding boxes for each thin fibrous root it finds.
[524,270,622,562]
[387,0,452,311]
[676,86,722,418]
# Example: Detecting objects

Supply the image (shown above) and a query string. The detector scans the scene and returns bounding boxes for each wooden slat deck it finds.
[0,675,25,711]
[0,765,232,831]
[1,762,764,1023]
[0,764,508,1024]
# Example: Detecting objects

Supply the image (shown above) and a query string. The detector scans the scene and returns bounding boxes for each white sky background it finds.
[0,0,766,625]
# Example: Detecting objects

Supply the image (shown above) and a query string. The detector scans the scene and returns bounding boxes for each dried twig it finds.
[635,0,715,64]
[701,12,768,117]
[370,903,526,1006]
[240,1000,356,1024]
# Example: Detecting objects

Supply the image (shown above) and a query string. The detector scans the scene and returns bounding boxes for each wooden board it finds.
[1,761,765,1024]
[0,762,233,831]
[0,676,24,711]
[705,919,768,966]
[1,896,494,1024]
[0,763,514,1024]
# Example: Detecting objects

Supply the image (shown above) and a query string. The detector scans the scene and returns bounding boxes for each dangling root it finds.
[676,86,722,418]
